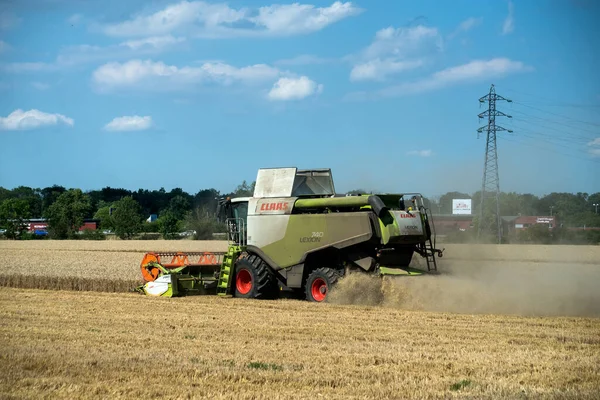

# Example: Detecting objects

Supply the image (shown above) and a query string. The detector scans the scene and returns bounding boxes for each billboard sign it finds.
[452,199,472,215]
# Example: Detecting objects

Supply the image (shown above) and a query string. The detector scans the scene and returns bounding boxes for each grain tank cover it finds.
[292,169,335,197]
[253,167,335,198]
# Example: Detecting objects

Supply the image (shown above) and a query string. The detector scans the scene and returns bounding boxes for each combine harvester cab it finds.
[136,167,444,302]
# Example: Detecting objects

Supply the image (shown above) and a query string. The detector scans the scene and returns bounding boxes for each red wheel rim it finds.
[236,269,252,295]
[311,278,328,302]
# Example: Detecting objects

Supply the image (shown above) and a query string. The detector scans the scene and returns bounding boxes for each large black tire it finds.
[233,255,279,299]
[305,267,342,302]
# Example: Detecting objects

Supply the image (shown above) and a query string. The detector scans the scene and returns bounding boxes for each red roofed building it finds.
[513,216,557,230]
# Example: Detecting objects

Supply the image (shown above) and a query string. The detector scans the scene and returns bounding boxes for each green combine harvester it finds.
[135,167,444,302]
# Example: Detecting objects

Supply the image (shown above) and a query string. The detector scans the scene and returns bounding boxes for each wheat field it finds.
[0,288,599,399]
[0,240,229,286]
[0,240,599,398]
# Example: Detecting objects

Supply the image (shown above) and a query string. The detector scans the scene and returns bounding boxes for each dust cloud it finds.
[328,245,600,318]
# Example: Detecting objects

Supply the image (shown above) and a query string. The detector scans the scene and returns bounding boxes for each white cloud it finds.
[346,58,533,100]
[361,25,442,61]
[101,1,235,37]
[248,1,362,36]
[99,1,362,38]
[588,137,600,157]
[383,58,532,96]
[0,109,74,131]
[93,59,324,100]
[459,17,483,32]
[268,76,323,100]
[67,14,83,25]
[1,36,187,73]
[0,11,21,30]
[121,35,186,50]
[348,24,441,82]
[92,59,281,92]
[104,115,153,131]
[0,40,8,53]
[407,150,432,157]
[31,82,50,90]
[448,17,483,39]
[502,1,514,35]
[56,36,186,67]
[350,58,423,82]
[432,57,529,82]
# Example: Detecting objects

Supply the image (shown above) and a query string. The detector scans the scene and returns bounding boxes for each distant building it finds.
[513,216,557,229]
[21,218,100,235]
[430,214,474,233]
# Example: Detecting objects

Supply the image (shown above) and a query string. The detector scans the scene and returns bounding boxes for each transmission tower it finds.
[477,84,512,243]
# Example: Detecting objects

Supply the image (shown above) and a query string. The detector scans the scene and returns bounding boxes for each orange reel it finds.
[140,252,161,282]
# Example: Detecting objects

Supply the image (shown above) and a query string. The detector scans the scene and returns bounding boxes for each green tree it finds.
[0,187,12,203]
[567,211,600,228]
[157,210,180,239]
[193,188,220,212]
[111,196,143,239]
[10,186,43,217]
[93,205,115,231]
[537,192,587,221]
[233,180,255,197]
[168,195,190,220]
[185,206,225,240]
[347,188,368,195]
[0,199,31,239]
[44,189,91,239]
[41,185,66,214]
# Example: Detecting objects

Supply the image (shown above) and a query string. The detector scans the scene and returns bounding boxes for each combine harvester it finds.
[135,167,444,302]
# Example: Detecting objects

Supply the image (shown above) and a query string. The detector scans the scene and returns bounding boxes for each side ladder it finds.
[423,241,438,272]
[217,245,243,296]
[420,206,444,272]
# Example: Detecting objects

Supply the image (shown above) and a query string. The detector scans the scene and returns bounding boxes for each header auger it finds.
[135,167,444,302]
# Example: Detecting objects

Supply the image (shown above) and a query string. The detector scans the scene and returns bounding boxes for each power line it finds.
[510,109,600,136]
[514,102,600,127]
[498,134,600,164]
[505,116,599,158]
[508,120,594,146]
[511,115,597,141]
[509,131,595,157]
[510,127,588,146]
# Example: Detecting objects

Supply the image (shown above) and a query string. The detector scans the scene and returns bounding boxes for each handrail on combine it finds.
[226,217,246,247]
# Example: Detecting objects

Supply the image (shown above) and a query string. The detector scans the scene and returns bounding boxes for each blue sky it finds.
[1,0,599,198]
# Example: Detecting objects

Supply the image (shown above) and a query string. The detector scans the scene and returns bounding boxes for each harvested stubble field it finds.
[0,240,599,399]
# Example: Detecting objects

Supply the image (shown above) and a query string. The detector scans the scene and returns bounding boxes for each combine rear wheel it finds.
[305,268,341,302]
[233,255,279,299]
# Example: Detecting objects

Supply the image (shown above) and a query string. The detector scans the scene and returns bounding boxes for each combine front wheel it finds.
[305,268,341,302]
[233,255,278,299]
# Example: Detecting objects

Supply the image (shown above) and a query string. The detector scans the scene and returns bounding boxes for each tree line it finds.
[0,183,598,241]
[425,190,600,245]
[429,190,600,225]
[0,181,255,240]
